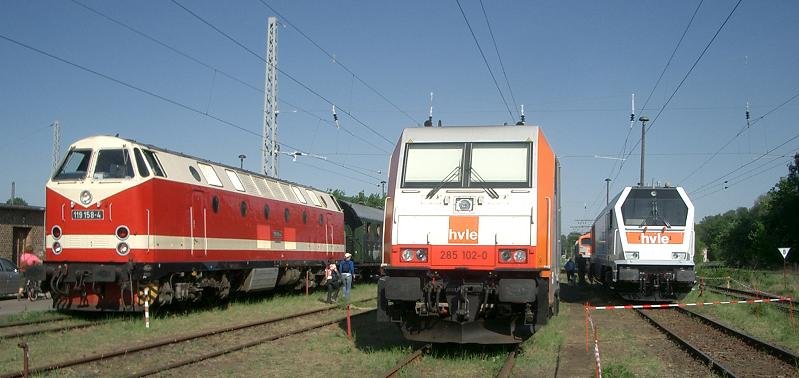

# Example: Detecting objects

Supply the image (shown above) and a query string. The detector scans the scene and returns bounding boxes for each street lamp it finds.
[638,116,649,186]
[604,178,611,205]
[238,154,246,169]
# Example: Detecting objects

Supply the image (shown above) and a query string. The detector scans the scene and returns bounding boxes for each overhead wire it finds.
[455,0,516,122]
[69,0,390,155]
[478,0,518,115]
[254,0,420,127]
[693,154,794,201]
[0,32,384,183]
[608,0,704,180]
[690,130,799,194]
[679,88,799,185]
[170,0,394,145]
[611,0,743,186]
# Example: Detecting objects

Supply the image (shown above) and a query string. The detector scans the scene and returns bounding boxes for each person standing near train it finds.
[18,233,43,299]
[338,253,355,301]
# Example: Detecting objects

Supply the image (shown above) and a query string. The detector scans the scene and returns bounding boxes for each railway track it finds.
[379,343,522,378]
[0,315,71,329]
[706,285,797,313]
[0,299,375,378]
[636,307,799,377]
[0,318,117,340]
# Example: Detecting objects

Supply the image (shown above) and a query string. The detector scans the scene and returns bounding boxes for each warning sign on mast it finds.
[778,247,790,259]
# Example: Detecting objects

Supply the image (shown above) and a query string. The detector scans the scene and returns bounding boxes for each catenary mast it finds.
[263,17,279,177]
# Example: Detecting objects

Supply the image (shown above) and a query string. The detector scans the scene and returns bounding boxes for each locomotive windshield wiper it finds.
[469,167,499,199]
[426,166,461,199]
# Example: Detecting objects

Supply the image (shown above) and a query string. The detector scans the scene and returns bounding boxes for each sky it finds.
[1,0,798,234]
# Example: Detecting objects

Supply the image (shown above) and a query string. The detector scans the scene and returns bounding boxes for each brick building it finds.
[0,204,45,265]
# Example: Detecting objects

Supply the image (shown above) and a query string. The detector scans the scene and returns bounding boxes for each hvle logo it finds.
[448,216,479,244]
[641,233,670,244]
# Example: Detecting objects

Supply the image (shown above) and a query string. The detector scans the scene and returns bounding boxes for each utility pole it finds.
[52,120,61,172]
[238,154,246,169]
[263,17,279,177]
[604,178,611,205]
[638,116,649,186]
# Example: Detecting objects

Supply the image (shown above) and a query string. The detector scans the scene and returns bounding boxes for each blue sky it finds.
[2,1,798,234]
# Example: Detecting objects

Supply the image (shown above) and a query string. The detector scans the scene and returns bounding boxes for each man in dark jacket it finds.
[338,253,355,300]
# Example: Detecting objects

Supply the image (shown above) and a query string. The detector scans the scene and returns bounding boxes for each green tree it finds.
[328,189,386,209]
[5,197,28,206]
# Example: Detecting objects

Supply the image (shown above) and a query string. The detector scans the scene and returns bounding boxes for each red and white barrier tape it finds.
[584,308,602,378]
[589,297,792,310]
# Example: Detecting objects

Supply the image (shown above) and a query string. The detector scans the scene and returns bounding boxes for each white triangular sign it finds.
[778,247,790,259]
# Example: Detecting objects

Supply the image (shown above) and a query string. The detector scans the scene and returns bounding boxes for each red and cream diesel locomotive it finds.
[377,125,561,344]
[45,135,346,311]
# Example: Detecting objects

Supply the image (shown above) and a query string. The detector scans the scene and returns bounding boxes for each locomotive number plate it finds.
[72,210,104,220]
[434,248,493,266]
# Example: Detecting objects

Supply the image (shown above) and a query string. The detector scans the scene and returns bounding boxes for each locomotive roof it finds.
[73,135,333,196]
[399,125,542,143]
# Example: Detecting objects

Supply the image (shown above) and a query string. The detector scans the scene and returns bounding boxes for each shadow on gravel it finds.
[559,280,626,306]
[338,310,414,351]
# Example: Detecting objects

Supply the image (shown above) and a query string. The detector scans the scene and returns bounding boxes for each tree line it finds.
[329,189,386,209]
[695,153,799,267]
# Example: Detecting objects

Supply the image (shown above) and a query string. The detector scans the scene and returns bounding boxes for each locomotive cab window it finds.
[401,142,531,188]
[469,142,531,187]
[94,149,134,179]
[621,188,688,227]
[402,143,463,188]
[53,148,92,180]
[133,148,150,177]
[142,149,166,177]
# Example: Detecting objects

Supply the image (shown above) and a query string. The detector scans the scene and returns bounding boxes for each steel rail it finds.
[130,309,378,378]
[380,343,431,378]
[706,285,796,313]
[635,309,737,377]
[0,316,70,329]
[0,298,374,378]
[495,345,521,378]
[0,319,114,340]
[707,285,797,305]
[675,306,799,366]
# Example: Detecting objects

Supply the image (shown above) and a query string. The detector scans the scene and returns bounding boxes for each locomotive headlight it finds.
[115,225,130,240]
[52,226,62,240]
[455,197,473,212]
[513,249,527,263]
[52,242,63,255]
[401,249,414,262]
[672,252,687,260]
[116,242,130,256]
[80,190,92,205]
[415,249,428,262]
[499,249,512,262]
[624,251,639,260]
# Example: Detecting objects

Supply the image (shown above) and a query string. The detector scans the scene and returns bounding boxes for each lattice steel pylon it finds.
[262,17,279,177]
[52,120,61,172]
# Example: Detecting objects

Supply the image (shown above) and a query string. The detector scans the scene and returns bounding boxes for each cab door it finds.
[191,191,207,256]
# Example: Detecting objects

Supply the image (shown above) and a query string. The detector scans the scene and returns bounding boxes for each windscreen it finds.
[53,149,92,180]
[470,142,530,185]
[621,188,688,227]
[93,149,134,179]
[580,238,592,245]
[402,143,463,186]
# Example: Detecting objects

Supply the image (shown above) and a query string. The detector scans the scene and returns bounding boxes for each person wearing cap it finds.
[338,253,355,300]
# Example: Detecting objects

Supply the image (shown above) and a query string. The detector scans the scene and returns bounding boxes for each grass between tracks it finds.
[696,265,799,299]
[682,289,799,354]
[0,284,377,376]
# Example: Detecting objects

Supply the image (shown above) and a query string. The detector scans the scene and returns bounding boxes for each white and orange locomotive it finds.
[377,125,561,344]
